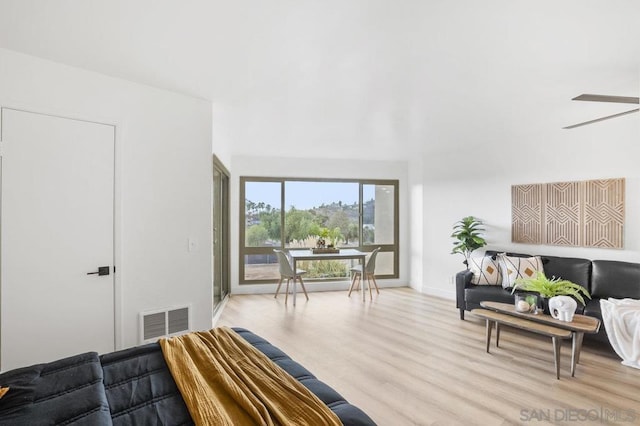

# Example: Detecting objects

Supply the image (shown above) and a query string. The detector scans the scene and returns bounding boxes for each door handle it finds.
[87,266,110,276]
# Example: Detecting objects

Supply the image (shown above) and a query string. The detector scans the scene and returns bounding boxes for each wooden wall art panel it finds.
[511,184,543,244]
[583,179,625,248]
[545,181,581,246]
[511,178,624,249]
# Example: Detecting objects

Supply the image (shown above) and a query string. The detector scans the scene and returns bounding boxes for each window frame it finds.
[239,176,399,284]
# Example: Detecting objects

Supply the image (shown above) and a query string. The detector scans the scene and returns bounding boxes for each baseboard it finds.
[421,285,455,300]
[231,279,407,295]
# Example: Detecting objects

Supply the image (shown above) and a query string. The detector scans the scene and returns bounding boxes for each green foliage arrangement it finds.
[511,271,591,306]
[451,216,487,267]
[315,226,343,247]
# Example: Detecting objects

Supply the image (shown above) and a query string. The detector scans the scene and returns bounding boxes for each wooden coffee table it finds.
[472,301,601,379]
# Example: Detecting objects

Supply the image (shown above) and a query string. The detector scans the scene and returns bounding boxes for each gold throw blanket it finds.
[160,327,343,426]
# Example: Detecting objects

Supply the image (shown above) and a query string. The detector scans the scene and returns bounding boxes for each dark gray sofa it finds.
[456,250,640,346]
[0,327,376,425]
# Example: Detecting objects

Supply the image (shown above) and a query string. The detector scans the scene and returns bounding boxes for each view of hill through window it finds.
[245,198,375,247]
[240,178,397,283]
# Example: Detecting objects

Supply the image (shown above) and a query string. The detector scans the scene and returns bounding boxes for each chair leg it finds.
[370,274,380,294]
[298,276,309,301]
[367,275,373,300]
[274,277,283,298]
[348,273,357,297]
[284,279,290,305]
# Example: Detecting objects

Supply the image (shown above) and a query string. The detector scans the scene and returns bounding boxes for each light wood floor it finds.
[217,287,639,426]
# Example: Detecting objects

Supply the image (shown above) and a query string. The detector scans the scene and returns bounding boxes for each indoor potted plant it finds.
[314,227,342,253]
[511,271,591,314]
[450,216,487,268]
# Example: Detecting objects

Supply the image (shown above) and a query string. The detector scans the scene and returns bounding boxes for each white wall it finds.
[229,155,409,295]
[0,48,214,350]
[211,102,234,169]
[408,156,423,292]
[417,98,640,300]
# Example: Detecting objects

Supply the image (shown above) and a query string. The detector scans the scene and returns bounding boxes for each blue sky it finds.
[245,181,375,210]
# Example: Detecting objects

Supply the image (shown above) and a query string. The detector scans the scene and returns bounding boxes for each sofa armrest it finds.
[456,269,473,310]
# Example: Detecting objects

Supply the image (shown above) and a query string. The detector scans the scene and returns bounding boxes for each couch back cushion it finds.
[486,250,530,259]
[540,255,592,290]
[100,343,192,425]
[592,260,640,299]
[0,352,112,425]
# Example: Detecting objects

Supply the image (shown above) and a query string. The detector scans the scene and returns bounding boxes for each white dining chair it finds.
[349,247,381,299]
[273,249,309,304]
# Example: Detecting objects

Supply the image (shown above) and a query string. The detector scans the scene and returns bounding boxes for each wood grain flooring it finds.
[217,287,640,426]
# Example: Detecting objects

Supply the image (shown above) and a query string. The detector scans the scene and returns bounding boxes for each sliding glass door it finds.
[212,156,230,311]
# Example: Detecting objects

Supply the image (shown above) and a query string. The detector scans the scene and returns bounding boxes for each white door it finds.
[0,108,115,371]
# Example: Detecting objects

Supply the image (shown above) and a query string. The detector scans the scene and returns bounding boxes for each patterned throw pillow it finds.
[468,256,502,285]
[497,253,544,289]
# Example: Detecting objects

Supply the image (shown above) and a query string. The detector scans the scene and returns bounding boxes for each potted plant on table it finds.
[511,271,591,314]
[450,216,487,269]
[314,227,342,253]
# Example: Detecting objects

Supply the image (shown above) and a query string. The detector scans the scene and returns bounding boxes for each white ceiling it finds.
[1,1,639,160]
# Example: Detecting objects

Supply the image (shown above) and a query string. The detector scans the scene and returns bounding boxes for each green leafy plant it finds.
[451,216,487,268]
[316,227,343,248]
[511,271,591,306]
[320,228,343,247]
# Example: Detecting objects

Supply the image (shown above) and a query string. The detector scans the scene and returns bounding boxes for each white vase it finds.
[548,296,577,322]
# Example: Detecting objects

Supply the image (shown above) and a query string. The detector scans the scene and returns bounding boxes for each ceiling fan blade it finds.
[563,108,639,129]
[572,94,639,104]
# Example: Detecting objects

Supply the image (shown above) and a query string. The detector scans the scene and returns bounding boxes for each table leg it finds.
[496,323,501,348]
[292,259,297,306]
[361,255,366,302]
[552,337,561,380]
[571,332,585,377]
[485,320,493,353]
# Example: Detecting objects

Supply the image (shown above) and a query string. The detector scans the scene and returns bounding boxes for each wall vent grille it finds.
[139,305,191,344]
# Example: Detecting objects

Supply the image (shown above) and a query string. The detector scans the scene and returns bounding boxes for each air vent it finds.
[168,307,189,334]
[139,305,191,344]
[143,312,166,341]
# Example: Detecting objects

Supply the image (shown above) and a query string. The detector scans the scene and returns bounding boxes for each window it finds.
[240,177,399,284]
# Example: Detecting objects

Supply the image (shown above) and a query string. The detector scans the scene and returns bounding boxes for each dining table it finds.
[288,249,368,305]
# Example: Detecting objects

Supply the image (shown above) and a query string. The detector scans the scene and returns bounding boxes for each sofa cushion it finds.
[468,255,502,285]
[486,250,531,259]
[540,255,592,290]
[100,343,192,426]
[592,260,640,299]
[0,352,112,425]
[583,298,610,344]
[497,253,544,289]
[465,285,515,307]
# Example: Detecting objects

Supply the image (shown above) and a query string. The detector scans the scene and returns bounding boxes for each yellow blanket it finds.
[159,327,343,426]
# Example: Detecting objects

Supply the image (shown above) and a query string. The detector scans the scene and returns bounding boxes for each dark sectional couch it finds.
[456,250,640,346]
[0,327,376,425]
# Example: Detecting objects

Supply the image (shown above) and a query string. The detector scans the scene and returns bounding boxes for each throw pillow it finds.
[468,256,502,285]
[497,253,544,289]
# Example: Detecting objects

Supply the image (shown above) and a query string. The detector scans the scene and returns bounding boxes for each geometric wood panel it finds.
[544,181,581,246]
[511,184,543,244]
[583,178,624,249]
[511,177,625,249]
